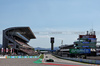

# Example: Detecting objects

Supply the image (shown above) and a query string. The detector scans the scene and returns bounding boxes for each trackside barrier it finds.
[0,56,39,58]
[0,56,6,58]
[52,54,100,64]
[6,56,39,58]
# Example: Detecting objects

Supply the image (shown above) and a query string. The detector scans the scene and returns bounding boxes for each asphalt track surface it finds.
[44,54,99,66]
[0,58,56,66]
[0,55,99,66]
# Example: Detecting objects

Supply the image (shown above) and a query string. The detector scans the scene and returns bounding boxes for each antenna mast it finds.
[61,40,63,45]
[92,22,94,31]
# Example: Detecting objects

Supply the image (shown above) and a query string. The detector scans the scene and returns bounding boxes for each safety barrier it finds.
[53,54,100,64]
[0,56,39,58]
[0,56,6,58]
[7,56,39,58]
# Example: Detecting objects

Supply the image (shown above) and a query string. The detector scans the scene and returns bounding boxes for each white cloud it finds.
[57,38,64,40]
[36,35,50,38]
[45,28,58,31]
[29,34,79,48]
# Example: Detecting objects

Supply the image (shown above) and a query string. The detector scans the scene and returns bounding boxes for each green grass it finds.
[39,54,44,59]
[33,54,44,64]
[33,59,43,64]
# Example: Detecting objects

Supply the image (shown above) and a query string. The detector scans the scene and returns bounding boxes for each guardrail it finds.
[52,54,100,64]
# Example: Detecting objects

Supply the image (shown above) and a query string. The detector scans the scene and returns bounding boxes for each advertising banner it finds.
[6,48,8,53]
[7,56,37,58]
[79,35,96,38]
[70,49,91,54]
[1,48,3,52]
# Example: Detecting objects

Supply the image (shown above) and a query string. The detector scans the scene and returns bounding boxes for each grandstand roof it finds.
[4,27,36,39]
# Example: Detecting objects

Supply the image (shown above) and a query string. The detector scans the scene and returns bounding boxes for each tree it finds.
[32,48,35,51]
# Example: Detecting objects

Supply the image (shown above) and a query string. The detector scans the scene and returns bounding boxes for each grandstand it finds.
[3,27,36,55]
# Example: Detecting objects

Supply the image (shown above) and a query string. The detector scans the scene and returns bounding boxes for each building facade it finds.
[58,30,97,57]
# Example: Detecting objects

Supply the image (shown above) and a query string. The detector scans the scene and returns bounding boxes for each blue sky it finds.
[0,0,100,48]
